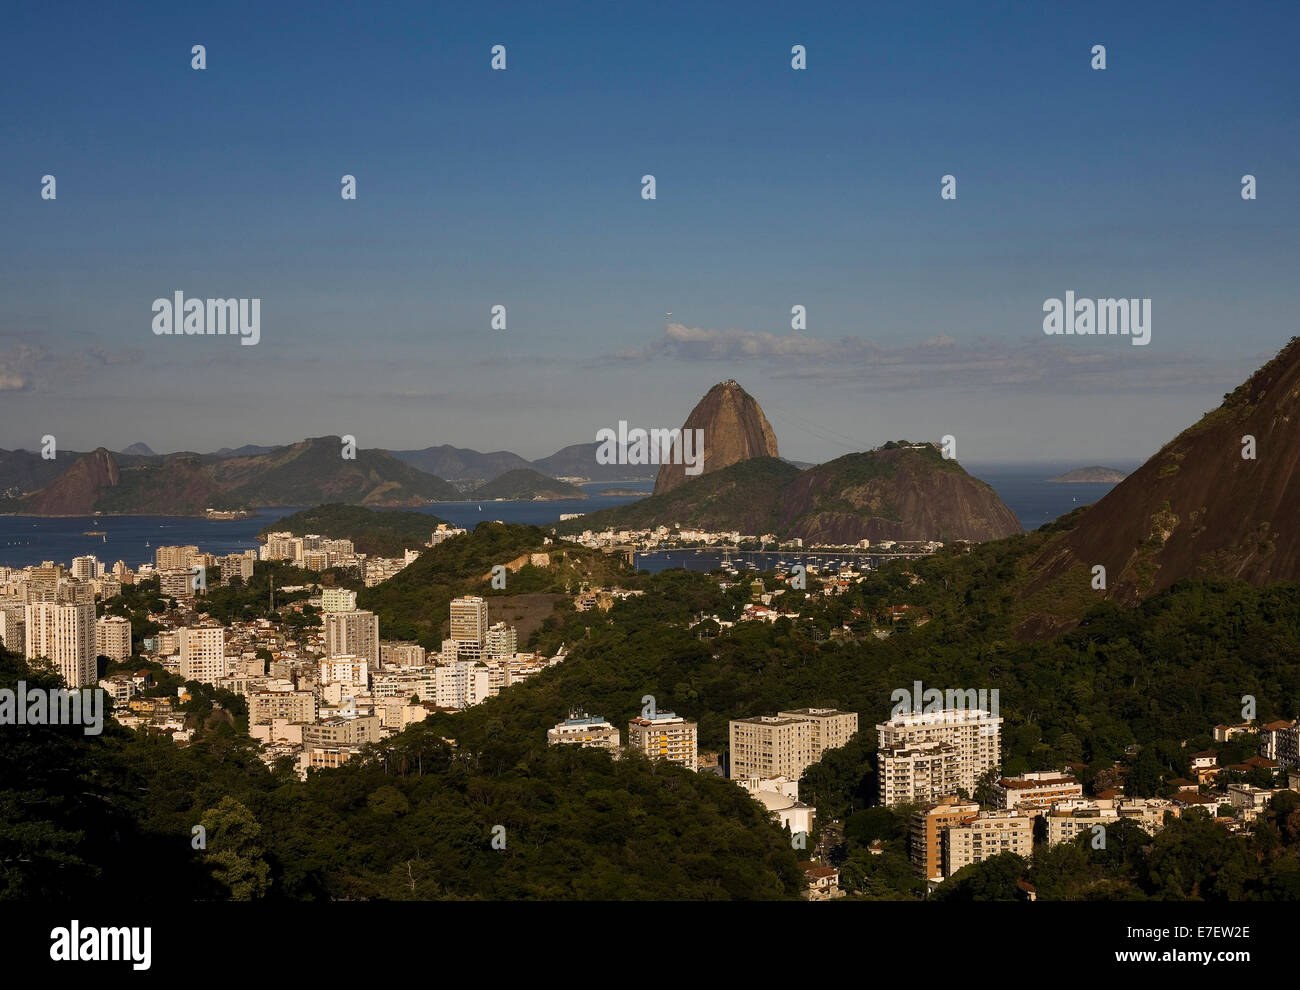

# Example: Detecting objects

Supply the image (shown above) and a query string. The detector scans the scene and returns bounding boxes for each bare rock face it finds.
[22,448,120,515]
[653,380,779,495]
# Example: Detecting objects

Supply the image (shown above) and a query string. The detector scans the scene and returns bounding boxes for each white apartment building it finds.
[376,696,429,733]
[24,600,97,687]
[0,602,26,652]
[363,557,409,587]
[301,716,384,749]
[730,715,814,780]
[449,596,489,644]
[158,568,195,600]
[1045,797,1176,844]
[730,708,859,781]
[548,713,621,751]
[324,610,380,665]
[777,707,859,753]
[319,655,370,689]
[1261,720,1300,769]
[96,614,133,661]
[379,641,426,667]
[440,636,481,663]
[944,810,1034,876]
[302,550,329,571]
[94,575,121,600]
[1227,784,1277,822]
[155,545,199,570]
[372,667,439,703]
[992,771,1084,811]
[249,689,318,725]
[264,533,298,561]
[71,555,101,581]
[435,661,491,710]
[484,621,517,660]
[877,708,1002,806]
[321,587,358,613]
[428,525,466,547]
[299,747,359,775]
[98,674,137,706]
[879,742,963,807]
[628,711,698,771]
[219,551,255,584]
[178,626,225,685]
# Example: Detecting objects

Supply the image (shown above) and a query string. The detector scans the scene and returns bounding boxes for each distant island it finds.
[257,503,448,557]
[469,469,586,502]
[1046,466,1128,483]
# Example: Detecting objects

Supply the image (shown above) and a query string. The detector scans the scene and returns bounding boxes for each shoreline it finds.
[0,511,261,520]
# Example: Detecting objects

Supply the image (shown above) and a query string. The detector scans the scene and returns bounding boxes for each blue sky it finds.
[2,0,1297,463]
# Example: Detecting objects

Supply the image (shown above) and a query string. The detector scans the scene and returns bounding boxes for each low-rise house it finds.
[800,861,843,900]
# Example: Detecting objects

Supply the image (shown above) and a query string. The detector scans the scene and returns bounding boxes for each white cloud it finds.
[609,323,1251,393]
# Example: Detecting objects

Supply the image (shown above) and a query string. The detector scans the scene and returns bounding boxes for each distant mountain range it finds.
[0,437,658,516]
[387,442,656,483]
[0,384,1029,534]
[0,437,459,516]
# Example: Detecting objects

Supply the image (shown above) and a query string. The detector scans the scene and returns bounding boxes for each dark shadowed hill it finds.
[1019,336,1300,637]
[557,444,1022,544]
[780,445,1023,544]
[213,437,457,507]
[9,437,458,515]
[0,448,85,500]
[530,443,659,482]
[560,457,801,536]
[389,444,532,481]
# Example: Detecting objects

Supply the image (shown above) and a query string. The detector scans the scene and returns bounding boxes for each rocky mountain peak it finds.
[653,381,780,495]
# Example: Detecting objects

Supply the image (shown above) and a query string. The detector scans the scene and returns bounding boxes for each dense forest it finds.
[0,647,803,901]
[357,522,639,648]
